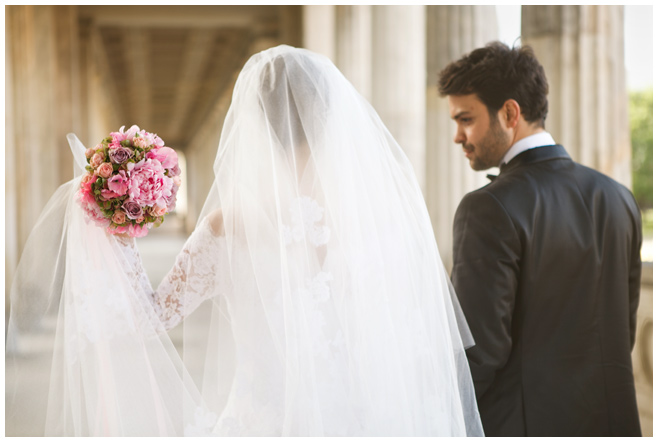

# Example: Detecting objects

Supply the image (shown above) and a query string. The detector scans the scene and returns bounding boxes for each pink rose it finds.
[97,162,114,179]
[136,215,145,224]
[81,172,96,186]
[85,148,96,159]
[132,136,150,148]
[112,210,126,224]
[146,146,178,170]
[107,170,129,196]
[79,174,98,200]
[90,153,104,168]
[136,130,158,146]
[151,205,167,217]
[126,158,173,208]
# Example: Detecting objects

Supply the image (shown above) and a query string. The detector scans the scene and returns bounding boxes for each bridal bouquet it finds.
[77,125,182,238]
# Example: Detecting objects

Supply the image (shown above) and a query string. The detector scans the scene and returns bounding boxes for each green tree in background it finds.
[629,88,653,210]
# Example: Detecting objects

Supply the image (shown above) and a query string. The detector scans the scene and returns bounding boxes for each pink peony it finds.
[97,162,114,179]
[126,158,173,208]
[169,163,182,177]
[90,153,104,168]
[165,184,178,212]
[146,146,178,170]
[77,189,110,228]
[107,224,129,235]
[107,170,129,196]
[100,188,121,200]
[112,210,126,224]
[111,125,141,143]
[172,175,182,187]
[128,223,149,238]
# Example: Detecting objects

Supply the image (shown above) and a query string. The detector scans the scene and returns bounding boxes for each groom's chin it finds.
[468,160,486,171]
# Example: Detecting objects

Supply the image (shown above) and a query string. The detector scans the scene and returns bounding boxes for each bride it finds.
[7,45,483,436]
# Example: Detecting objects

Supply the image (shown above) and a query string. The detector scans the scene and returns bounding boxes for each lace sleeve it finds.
[150,220,227,331]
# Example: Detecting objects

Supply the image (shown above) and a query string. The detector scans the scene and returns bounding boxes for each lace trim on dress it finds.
[282,196,330,247]
[150,219,226,331]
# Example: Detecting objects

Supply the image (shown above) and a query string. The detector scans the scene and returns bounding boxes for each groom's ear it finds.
[501,99,521,129]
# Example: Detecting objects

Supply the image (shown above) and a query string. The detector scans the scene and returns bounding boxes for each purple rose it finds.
[121,199,144,220]
[109,146,133,164]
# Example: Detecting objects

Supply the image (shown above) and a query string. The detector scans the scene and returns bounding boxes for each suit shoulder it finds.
[457,186,511,219]
[572,163,639,206]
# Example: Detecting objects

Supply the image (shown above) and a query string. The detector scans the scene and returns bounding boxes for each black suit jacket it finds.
[451,145,643,436]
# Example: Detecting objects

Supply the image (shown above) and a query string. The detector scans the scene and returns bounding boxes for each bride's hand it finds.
[208,209,224,237]
[113,232,133,244]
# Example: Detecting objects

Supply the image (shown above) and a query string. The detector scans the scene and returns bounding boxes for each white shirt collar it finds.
[499,132,556,167]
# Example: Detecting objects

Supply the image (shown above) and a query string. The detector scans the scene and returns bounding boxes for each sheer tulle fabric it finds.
[172,45,483,436]
[5,135,208,436]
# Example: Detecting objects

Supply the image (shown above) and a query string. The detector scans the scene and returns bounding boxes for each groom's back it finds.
[453,148,643,436]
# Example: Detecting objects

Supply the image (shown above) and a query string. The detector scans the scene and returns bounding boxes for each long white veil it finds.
[6,135,206,436]
[179,45,483,436]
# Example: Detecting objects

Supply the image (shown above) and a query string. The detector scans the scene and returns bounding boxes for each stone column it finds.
[183,84,234,233]
[632,264,654,436]
[86,24,123,144]
[425,6,498,266]
[335,5,372,101]
[522,5,631,187]
[6,7,19,301]
[6,6,83,297]
[302,6,336,62]
[279,6,302,47]
[370,5,427,192]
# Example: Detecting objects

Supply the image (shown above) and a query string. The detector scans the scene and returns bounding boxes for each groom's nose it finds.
[454,128,466,145]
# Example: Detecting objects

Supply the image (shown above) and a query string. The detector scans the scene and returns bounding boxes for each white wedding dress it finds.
[7,45,483,436]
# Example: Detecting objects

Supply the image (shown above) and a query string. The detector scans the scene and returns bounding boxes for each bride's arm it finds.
[147,210,226,331]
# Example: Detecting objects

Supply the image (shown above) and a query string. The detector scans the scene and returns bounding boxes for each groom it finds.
[438,42,643,436]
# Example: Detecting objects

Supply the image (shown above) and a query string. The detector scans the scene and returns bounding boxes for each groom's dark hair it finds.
[438,41,549,128]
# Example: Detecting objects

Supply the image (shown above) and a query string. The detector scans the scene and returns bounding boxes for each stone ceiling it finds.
[78,6,300,149]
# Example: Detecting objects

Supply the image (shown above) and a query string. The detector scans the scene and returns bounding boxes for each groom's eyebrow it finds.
[452,111,470,120]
